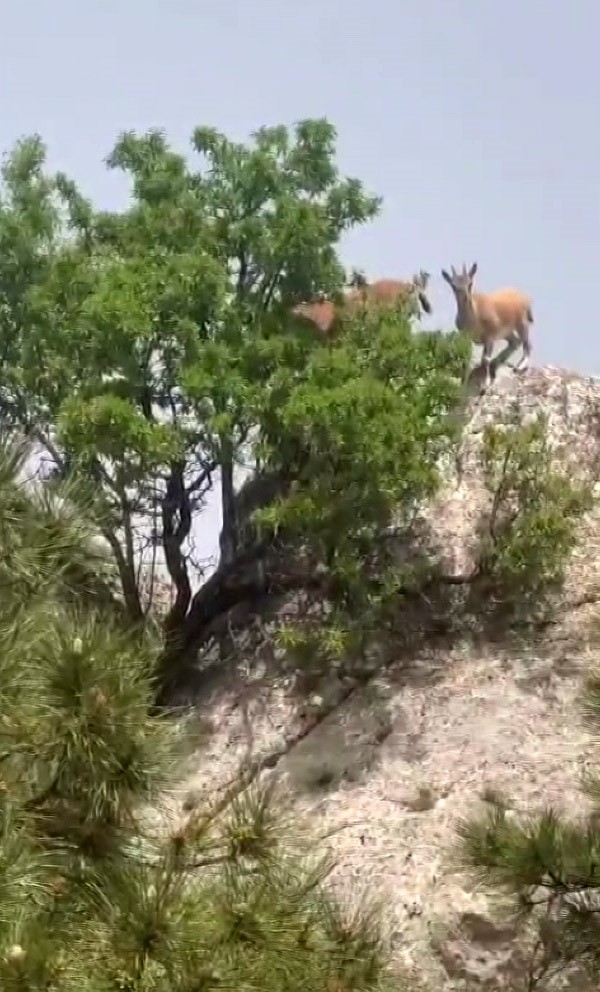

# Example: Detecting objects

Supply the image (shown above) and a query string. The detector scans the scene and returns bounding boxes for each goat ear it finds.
[468,262,478,279]
[441,269,452,285]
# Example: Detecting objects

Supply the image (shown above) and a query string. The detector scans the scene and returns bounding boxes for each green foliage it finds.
[259,309,471,663]
[0,118,478,688]
[256,311,470,553]
[454,664,600,989]
[0,440,400,991]
[0,437,120,619]
[477,414,593,614]
[273,398,593,671]
[0,120,381,633]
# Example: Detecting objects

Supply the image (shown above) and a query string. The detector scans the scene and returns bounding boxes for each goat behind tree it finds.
[291,269,432,336]
[346,268,432,316]
[441,262,533,389]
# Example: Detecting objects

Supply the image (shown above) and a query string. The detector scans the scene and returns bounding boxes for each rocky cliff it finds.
[172,365,600,990]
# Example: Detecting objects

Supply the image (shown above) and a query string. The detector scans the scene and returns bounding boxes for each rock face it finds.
[177,365,600,990]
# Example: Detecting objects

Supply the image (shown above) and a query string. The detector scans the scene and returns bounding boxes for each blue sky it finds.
[2,0,599,572]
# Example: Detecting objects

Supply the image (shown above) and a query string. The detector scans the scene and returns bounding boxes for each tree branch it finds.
[28,425,65,472]
[219,439,237,567]
[186,460,216,497]
[154,530,488,705]
[162,460,193,632]
[88,459,143,621]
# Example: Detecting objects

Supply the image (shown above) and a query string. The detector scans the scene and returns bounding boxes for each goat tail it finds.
[527,306,534,323]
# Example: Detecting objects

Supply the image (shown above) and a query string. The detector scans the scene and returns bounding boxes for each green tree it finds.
[0,437,402,991]
[0,120,472,696]
[253,298,470,667]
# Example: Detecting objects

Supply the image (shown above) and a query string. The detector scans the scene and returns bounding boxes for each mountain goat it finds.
[291,270,432,336]
[441,262,533,389]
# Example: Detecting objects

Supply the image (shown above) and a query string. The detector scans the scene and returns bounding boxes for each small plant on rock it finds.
[476,414,593,616]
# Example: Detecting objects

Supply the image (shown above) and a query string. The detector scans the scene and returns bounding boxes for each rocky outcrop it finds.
[173,365,600,990]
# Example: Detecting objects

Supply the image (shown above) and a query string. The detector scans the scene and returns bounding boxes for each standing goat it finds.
[441,262,533,389]
[292,270,432,336]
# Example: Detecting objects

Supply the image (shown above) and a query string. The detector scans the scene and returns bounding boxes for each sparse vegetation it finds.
[456,665,600,990]
[276,407,594,678]
[476,414,593,616]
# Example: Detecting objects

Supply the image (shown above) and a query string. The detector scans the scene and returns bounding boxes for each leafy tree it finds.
[0,120,474,696]
[0,124,375,630]
[0,437,402,991]
[254,300,471,667]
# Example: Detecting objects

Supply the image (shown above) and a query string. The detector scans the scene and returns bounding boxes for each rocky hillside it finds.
[173,365,600,990]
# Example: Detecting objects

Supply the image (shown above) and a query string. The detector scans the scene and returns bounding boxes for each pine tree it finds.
[0,436,403,991]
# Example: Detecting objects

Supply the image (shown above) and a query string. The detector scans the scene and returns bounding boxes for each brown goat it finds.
[441,262,533,389]
[291,270,432,336]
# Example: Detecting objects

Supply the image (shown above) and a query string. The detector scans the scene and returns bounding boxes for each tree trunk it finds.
[219,441,237,567]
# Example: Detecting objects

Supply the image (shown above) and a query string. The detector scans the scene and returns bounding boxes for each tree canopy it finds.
[0,119,472,695]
